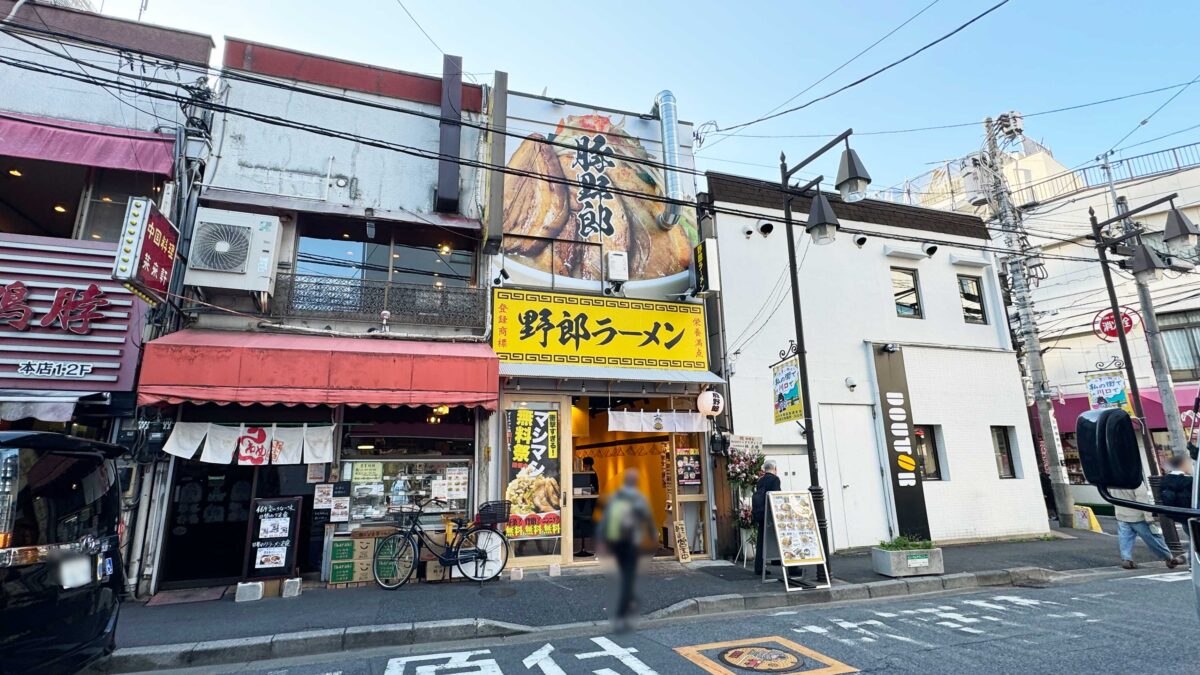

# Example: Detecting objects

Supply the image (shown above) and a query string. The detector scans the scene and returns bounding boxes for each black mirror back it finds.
[1077,408,1144,489]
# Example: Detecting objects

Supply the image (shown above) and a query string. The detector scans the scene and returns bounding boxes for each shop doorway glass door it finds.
[502,397,571,568]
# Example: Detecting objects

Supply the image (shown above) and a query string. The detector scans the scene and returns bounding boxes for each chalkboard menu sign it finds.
[243,496,302,580]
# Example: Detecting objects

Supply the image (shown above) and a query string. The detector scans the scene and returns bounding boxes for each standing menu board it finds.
[243,497,302,580]
[762,491,828,591]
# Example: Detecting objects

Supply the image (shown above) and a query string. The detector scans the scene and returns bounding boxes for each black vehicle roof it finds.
[0,431,126,458]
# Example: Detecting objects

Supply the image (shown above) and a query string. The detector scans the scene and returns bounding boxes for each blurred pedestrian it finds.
[1160,455,1194,525]
[599,468,653,630]
[1111,482,1185,569]
[752,460,780,577]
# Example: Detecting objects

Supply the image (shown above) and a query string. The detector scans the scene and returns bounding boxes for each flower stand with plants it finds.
[733,498,757,566]
[725,446,766,565]
[871,535,944,577]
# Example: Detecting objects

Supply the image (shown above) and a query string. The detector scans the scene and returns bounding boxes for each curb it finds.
[101,566,1069,672]
[104,619,534,672]
[645,566,1063,620]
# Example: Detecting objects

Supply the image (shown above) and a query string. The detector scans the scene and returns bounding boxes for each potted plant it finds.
[871,535,943,577]
[733,499,756,561]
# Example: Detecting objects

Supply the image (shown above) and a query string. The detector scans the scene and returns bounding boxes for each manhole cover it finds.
[718,646,803,672]
[479,586,518,599]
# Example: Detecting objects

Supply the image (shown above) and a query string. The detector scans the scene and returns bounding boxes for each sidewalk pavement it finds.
[113,523,1166,650]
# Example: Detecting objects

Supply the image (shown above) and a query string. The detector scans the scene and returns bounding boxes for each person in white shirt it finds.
[1110,482,1185,569]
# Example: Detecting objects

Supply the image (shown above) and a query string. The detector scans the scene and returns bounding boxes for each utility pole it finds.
[1100,157,1189,459]
[983,117,1075,526]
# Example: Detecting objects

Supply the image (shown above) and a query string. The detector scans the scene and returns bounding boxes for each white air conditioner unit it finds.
[184,208,283,294]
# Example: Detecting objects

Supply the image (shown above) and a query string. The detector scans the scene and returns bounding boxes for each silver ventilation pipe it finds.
[653,90,682,230]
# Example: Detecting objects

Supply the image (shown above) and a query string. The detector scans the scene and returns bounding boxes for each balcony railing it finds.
[271,273,487,329]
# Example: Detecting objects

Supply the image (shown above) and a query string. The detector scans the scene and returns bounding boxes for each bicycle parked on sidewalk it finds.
[373,498,510,589]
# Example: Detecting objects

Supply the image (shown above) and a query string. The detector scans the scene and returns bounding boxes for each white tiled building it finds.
[705,172,1050,551]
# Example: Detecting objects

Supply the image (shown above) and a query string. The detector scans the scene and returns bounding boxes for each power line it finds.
[709,80,1200,141]
[394,0,444,54]
[0,49,1116,269]
[698,0,942,151]
[1106,69,1200,154]
[1,19,713,182]
[719,0,1012,134]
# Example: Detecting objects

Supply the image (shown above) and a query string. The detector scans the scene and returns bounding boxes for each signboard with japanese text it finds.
[692,238,720,295]
[772,356,803,424]
[243,496,301,580]
[111,198,177,307]
[497,93,700,295]
[0,233,145,392]
[503,409,561,540]
[492,288,708,370]
[765,491,825,567]
[675,447,701,486]
[1085,370,1134,415]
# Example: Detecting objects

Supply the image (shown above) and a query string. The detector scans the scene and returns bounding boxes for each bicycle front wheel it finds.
[373,534,416,590]
[455,527,509,582]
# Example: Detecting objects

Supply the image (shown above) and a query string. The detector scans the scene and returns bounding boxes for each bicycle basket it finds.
[391,506,422,529]
[475,500,511,526]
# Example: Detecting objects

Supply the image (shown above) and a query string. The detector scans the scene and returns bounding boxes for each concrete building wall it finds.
[905,346,1048,540]
[208,75,484,219]
[0,12,207,130]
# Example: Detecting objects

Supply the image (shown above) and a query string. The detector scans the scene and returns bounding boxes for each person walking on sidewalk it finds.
[752,460,781,577]
[599,468,654,629]
[1112,482,1185,569]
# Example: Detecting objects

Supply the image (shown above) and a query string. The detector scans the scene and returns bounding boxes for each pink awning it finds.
[0,111,174,175]
[1034,384,1200,435]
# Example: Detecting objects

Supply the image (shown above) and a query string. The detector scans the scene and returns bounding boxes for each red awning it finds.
[0,111,175,175]
[137,329,498,410]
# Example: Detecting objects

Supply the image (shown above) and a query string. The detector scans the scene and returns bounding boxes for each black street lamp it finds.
[778,129,870,582]
[1089,192,1187,556]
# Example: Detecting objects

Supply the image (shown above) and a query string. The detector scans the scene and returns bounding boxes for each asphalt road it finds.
[136,569,1200,674]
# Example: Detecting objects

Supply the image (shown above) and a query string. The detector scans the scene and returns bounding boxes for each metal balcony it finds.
[271,273,486,329]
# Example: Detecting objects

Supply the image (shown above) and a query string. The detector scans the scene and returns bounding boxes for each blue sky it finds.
[103,0,1200,197]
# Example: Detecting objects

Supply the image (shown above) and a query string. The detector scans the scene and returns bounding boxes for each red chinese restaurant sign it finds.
[0,233,145,391]
[112,197,177,306]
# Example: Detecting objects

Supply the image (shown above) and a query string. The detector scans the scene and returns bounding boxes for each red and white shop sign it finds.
[1092,306,1141,342]
[111,198,177,306]
[0,233,145,391]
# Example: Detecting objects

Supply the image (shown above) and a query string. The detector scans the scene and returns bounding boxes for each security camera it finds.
[922,242,939,257]
[844,376,857,391]
[756,219,774,237]
[492,268,511,286]
[742,222,756,238]
[853,234,868,248]
[882,343,900,354]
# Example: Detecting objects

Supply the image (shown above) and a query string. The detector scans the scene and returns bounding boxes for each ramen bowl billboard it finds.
[496,93,699,297]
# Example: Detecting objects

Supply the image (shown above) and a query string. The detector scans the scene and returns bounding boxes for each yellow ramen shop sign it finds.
[492,289,708,371]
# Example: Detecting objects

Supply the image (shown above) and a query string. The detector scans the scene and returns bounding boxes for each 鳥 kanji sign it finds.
[492,288,708,370]
[0,232,144,391]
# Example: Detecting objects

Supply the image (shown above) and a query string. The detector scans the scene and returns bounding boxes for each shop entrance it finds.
[500,394,711,568]
[568,397,709,563]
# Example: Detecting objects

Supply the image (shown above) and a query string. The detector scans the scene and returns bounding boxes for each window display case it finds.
[341,459,471,527]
